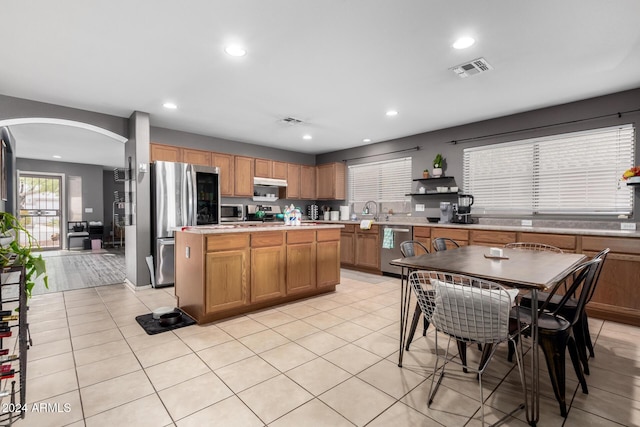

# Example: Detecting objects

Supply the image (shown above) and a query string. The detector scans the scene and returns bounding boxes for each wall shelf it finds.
[413,176,455,182]
[407,191,459,196]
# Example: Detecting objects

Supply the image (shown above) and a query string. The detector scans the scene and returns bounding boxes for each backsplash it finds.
[477,218,635,231]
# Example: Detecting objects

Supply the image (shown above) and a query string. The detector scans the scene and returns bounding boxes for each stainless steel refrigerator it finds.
[151,161,220,287]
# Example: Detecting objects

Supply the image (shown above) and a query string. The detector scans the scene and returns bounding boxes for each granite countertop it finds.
[318,219,640,238]
[178,223,345,234]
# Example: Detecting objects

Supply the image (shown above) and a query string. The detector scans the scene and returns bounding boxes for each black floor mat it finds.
[135,308,196,335]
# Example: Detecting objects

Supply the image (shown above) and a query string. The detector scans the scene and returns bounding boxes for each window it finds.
[348,157,412,215]
[463,124,635,215]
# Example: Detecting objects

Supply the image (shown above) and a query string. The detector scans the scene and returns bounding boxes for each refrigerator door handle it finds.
[186,166,196,226]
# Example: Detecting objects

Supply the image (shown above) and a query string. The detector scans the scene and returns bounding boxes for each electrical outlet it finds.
[521,219,533,226]
[621,223,637,231]
[415,204,425,212]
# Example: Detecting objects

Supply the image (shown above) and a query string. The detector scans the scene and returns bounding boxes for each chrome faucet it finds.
[363,200,378,221]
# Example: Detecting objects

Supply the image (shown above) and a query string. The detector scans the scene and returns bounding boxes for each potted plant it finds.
[432,154,444,177]
[0,212,48,298]
[422,169,430,179]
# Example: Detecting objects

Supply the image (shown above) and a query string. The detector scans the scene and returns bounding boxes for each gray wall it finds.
[16,158,104,224]
[317,87,640,220]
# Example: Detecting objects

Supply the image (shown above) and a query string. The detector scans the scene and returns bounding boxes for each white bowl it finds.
[436,187,448,193]
[450,186,458,192]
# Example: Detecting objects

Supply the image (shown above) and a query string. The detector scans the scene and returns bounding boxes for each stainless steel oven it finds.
[220,204,244,222]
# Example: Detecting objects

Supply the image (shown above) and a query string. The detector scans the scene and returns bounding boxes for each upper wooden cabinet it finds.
[212,153,234,196]
[254,158,272,178]
[316,162,346,200]
[234,156,254,197]
[300,165,316,200]
[281,163,301,199]
[183,148,211,166]
[255,158,288,180]
[150,143,181,163]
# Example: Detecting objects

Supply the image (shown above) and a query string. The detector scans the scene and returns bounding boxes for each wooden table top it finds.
[390,245,587,290]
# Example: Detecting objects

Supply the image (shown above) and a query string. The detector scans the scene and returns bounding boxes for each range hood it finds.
[254,177,288,187]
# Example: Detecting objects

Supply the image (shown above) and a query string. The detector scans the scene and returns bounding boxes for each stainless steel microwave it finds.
[220,204,244,222]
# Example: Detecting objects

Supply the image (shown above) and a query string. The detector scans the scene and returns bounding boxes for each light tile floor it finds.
[12,269,640,426]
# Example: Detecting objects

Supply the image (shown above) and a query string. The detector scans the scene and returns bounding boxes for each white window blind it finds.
[348,157,412,214]
[463,124,635,215]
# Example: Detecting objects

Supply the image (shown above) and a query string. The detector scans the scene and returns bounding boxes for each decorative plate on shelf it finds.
[626,176,640,184]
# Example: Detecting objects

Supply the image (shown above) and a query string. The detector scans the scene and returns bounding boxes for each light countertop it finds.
[177,223,344,234]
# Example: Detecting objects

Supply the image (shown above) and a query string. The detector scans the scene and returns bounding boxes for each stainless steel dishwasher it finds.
[380,224,413,276]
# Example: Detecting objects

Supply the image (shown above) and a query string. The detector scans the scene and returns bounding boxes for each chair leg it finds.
[507,335,519,362]
[456,340,468,373]
[405,302,423,351]
[572,317,590,375]
[422,314,429,336]
[582,315,595,358]
[539,332,569,417]
[567,336,588,394]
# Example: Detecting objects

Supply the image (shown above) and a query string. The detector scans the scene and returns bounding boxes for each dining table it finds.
[390,245,587,426]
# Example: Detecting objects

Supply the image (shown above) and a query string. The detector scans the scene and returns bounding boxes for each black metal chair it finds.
[508,258,602,417]
[505,242,563,253]
[400,241,430,351]
[517,248,609,375]
[432,237,460,252]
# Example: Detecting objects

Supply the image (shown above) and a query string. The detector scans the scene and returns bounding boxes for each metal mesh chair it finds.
[432,237,460,252]
[505,242,563,253]
[409,270,526,426]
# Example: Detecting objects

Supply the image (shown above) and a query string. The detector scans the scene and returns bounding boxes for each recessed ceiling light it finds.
[363,138,371,143]
[52,155,62,159]
[303,135,312,140]
[453,37,475,49]
[163,102,177,109]
[386,110,398,117]
[225,45,246,57]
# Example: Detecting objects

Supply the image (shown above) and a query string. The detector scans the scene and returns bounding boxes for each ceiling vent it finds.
[450,57,493,78]
[279,117,303,126]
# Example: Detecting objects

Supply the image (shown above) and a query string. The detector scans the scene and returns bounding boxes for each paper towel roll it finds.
[340,206,350,221]
[330,211,340,221]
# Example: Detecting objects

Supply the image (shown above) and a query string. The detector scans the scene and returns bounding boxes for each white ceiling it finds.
[2,0,640,169]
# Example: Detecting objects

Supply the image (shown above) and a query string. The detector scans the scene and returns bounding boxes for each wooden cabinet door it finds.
[300,165,316,199]
[251,232,285,302]
[517,232,577,252]
[469,230,517,247]
[205,249,249,313]
[251,246,286,302]
[254,158,272,178]
[355,229,380,270]
[317,240,340,287]
[183,148,211,166]
[316,163,346,200]
[273,161,287,180]
[150,143,181,163]
[283,163,300,199]
[431,228,469,247]
[287,243,317,294]
[234,156,254,197]
[413,226,431,250]
[212,153,234,196]
[340,231,355,265]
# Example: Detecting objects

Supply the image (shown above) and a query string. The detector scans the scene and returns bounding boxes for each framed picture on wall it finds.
[1,139,7,201]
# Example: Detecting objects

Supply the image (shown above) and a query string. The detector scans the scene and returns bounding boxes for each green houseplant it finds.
[0,212,48,297]
[432,154,444,177]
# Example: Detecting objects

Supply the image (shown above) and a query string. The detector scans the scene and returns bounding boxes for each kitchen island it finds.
[175,223,343,324]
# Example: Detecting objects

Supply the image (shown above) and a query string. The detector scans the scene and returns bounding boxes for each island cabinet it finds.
[582,236,640,326]
[286,230,317,294]
[175,226,342,324]
[469,230,517,247]
[251,231,286,303]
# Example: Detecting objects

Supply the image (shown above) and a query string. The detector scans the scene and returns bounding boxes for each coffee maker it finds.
[452,194,474,224]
